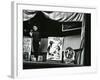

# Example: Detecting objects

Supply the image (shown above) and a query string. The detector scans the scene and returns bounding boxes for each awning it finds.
[23,10,84,22]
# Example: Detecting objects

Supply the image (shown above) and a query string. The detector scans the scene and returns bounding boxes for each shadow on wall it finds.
[63,35,81,50]
[39,38,48,52]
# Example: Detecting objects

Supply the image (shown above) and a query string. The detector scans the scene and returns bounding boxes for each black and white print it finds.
[23,10,91,69]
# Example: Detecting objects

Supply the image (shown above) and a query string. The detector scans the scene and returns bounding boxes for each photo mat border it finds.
[11,1,97,78]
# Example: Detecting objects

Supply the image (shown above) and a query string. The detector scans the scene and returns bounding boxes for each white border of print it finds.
[11,1,97,78]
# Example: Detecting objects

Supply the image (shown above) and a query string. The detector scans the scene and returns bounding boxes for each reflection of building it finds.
[23,10,91,69]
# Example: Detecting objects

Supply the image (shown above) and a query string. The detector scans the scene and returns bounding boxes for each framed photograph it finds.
[11,1,97,78]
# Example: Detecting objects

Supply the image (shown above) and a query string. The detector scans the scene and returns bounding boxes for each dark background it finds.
[23,11,82,37]
[84,14,91,66]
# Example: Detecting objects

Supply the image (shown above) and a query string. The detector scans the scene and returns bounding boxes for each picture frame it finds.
[11,1,97,78]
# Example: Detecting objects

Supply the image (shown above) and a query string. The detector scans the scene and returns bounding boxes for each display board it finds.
[47,37,63,60]
[23,37,32,60]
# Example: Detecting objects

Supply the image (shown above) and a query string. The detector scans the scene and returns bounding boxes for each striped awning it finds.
[23,10,84,22]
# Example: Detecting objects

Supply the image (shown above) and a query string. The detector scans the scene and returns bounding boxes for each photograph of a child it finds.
[23,10,91,69]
